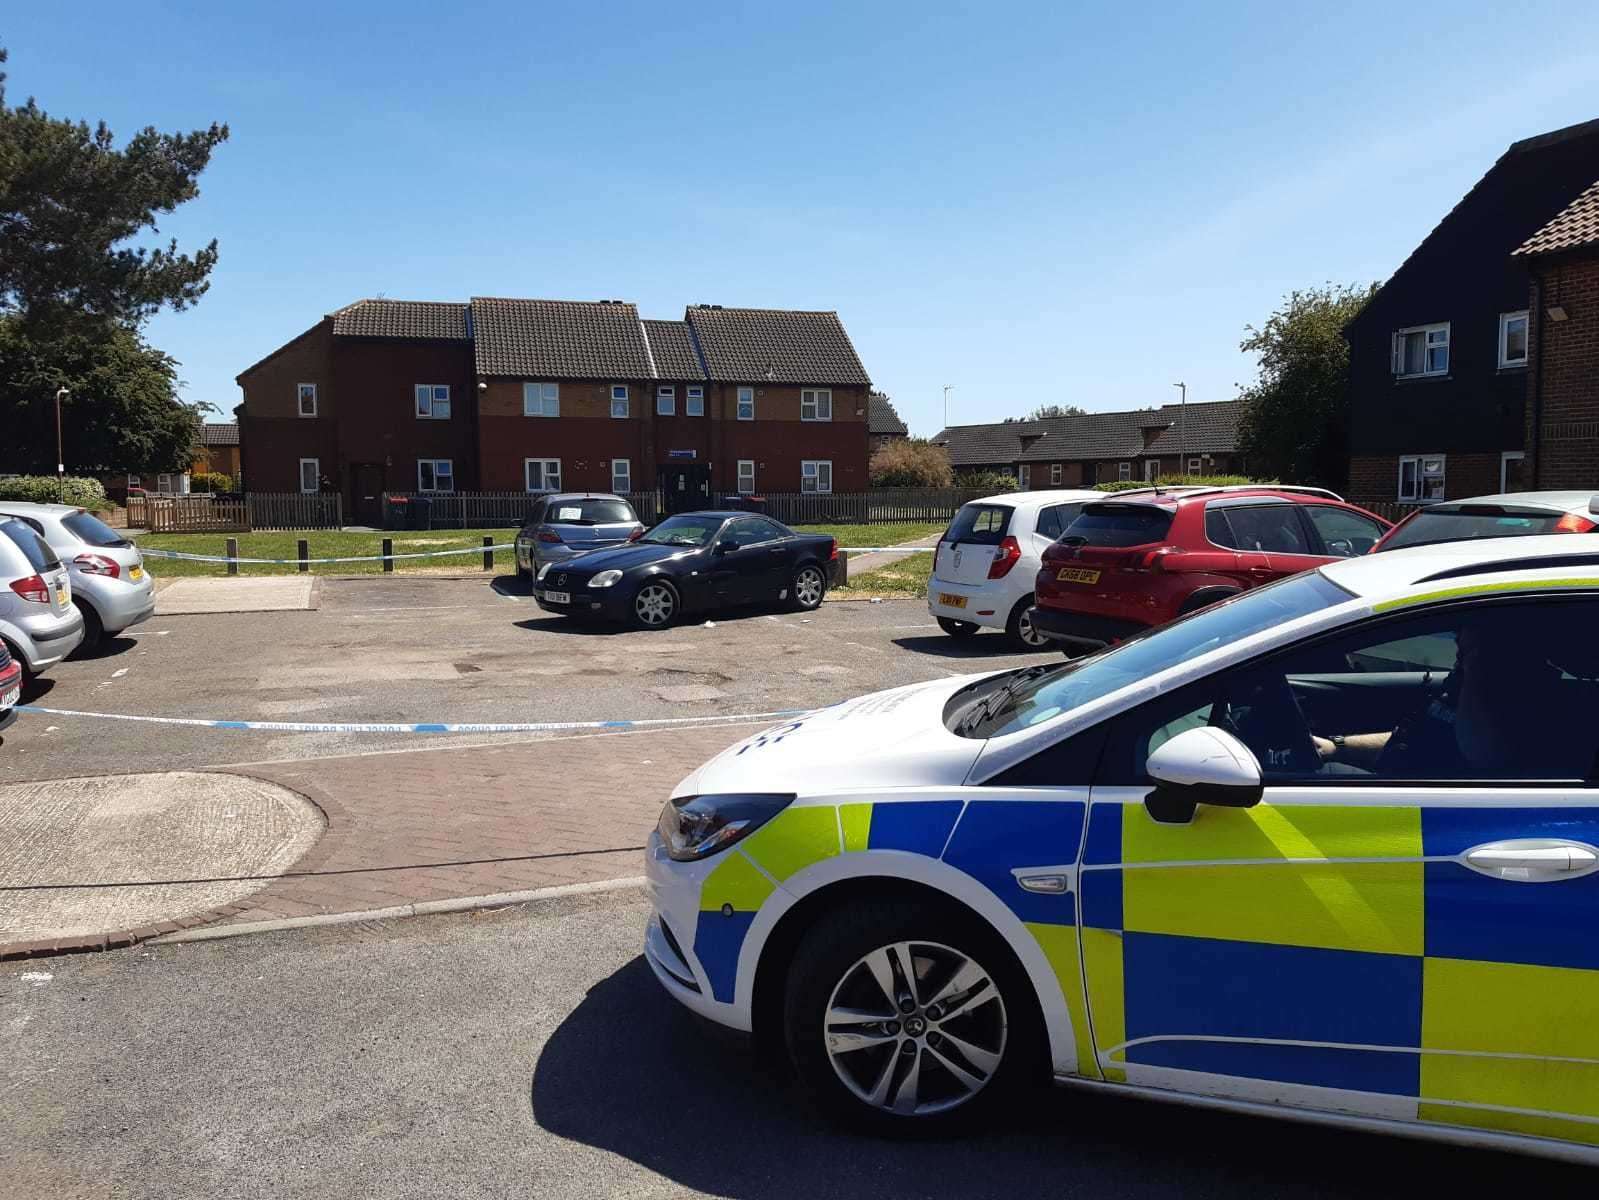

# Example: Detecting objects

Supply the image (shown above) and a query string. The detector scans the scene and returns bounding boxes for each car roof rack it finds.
[1417,551,1599,584]
[1088,484,1345,504]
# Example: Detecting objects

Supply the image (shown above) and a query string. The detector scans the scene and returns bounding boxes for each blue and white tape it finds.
[13,703,808,735]
[137,544,925,566]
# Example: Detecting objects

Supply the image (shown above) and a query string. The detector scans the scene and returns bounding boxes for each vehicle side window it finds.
[987,726,1107,787]
[525,499,546,526]
[0,513,45,536]
[722,519,769,548]
[1222,505,1311,554]
[1035,503,1081,541]
[1204,508,1237,548]
[1304,506,1385,557]
[1102,598,1599,787]
[744,517,787,543]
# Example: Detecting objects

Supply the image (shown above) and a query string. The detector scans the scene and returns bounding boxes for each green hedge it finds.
[1093,474,1271,493]
[0,475,110,509]
[953,469,1019,493]
[190,471,236,493]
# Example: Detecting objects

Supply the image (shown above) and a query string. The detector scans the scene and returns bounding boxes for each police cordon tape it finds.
[137,544,929,566]
[13,703,811,735]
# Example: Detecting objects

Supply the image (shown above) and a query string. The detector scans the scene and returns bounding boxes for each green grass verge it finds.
[833,551,933,600]
[134,528,515,577]
[789,522,944,548]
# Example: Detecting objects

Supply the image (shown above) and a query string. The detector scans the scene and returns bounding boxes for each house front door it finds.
[353,463,385,527]
[660,464,711,515]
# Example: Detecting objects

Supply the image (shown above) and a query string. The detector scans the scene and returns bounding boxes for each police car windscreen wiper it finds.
[956,664,1067,735]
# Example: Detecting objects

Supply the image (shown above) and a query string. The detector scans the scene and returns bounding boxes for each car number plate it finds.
[1,687,18,709]
[938,592,967,609]
[544,590,571,604]
[1055,567,1100,584]
[56,587,67,606]
[129,565,144,581]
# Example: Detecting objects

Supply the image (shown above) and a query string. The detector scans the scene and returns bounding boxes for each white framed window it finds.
[1050,463,1062,486]
[1118,462,1131,481]
[297,383,317,418]
[1018,464,1031,488]
[801,388,833,421]
[1498,310,1529,368]
[737,460,756,494]
[1391,322,1450,378]
[1187,457,1202,474]
[1398,453,1446,502]
[126,473,140,489]
[611,458,631,494]
[157,473,173,493]
[610,385,630,418]
[417,458,454,493]
[656,386,675,416]
[737,386,754,420]
[298,458,319,494]
[686,385,705,417]
[1144,459,1158,482]
[801,459,833,494]
[1500,450,1526,492]
[415,384,451,419]
[525,458,562,493]
[523,382,559,417]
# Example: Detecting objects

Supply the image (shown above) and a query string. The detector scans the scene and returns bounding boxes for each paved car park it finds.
[4,891,1585,1200]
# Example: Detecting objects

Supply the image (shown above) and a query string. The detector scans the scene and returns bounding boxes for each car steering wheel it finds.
[1212,673,1320,776]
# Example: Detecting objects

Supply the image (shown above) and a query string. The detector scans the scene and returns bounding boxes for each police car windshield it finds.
[963,571,1351,738]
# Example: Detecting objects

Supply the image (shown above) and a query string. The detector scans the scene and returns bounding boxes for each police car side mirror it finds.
[1144,727,1264,825]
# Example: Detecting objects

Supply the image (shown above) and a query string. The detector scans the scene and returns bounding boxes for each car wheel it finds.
[631,579,679,629]
[936,617,979,639]
[1005,597,1050,650]
[72,599,103,654]
[791,563,827,611]
[2,639,32,688]
[784,897,1041,1136]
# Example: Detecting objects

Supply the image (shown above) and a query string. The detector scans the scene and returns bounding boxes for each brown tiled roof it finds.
[331,299,468,339]
[1515,178,1599,257]
[200,423,239,447]
[641,320,706,380]
[933,400,1242,467]
[1144,400,1241,455]
[685,306,871,386]
[869,393,908,436]
[470,298,654,379]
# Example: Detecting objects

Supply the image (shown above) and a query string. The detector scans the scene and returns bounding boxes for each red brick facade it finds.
[1526,256,1599,490]
[1348,452,1506,508]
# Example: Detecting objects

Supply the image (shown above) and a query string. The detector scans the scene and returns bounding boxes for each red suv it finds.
[1029,486,1392,650]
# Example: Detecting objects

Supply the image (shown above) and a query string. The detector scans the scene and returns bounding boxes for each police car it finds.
[645,534,1599,1161]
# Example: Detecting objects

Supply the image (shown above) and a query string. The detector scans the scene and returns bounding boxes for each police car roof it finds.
[1322,534,1599,600]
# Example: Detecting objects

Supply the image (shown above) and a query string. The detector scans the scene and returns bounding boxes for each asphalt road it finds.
[0,576,1050,784]
[2,892,1585,1200]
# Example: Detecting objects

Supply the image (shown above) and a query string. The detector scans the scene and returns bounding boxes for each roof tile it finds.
[932,400,1241,466]
[331,299,468,340]
[641,320,706,380]
[200,423,239,447]
[471,298,654,379]
[1515,177,1599,257]
[869,393,908,436]
[686,306,870,386]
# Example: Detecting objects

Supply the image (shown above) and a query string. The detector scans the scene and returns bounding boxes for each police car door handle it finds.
[1463,840,1599,882]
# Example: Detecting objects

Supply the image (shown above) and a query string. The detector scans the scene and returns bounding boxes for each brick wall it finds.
[1348,452,1504,507]
[237,321,339,493]
[1528,256,1599,490]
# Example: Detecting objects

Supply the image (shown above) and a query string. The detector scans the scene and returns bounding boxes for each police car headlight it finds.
[536,562,552,582]
[589,569,624,588]
[658,793,796,862]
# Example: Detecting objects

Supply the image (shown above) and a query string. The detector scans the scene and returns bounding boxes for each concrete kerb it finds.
[149,876,648,946]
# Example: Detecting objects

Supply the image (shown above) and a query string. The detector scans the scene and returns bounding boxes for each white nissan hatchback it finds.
[928,490,1103,648]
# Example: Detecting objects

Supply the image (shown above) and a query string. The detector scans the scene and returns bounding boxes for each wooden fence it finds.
[737,489,990,526]
[129,492,343,533]
[247,492,344,530]
[1360,500,1425,525]
[380,491,661,528]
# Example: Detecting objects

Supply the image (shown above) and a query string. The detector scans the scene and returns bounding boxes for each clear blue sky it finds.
[8,2,1599,436]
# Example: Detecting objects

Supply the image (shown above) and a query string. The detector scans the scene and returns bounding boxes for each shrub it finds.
[953,469,1019,493]
[1093,474,1273,493]
[190,471,235,493]
[0,475,110,509]
[870,438,954,488]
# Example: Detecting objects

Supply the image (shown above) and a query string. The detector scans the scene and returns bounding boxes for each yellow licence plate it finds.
[56,588,67,606]
[130,565,144,581]
[938,592,967,609]
[1055,567,1101,584]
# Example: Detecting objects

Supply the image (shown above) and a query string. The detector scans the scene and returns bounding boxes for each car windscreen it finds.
[544,498,637,526]
[0,519,61,572]
[952,571,1351,739]
[1063,504,1175,547]
[62,510,132,548]
[640,515,724,546]
[1378,506,1584,551]
[945,504,1013,546]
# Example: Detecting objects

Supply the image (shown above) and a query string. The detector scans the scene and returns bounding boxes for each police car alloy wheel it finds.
[792,564,826,611]
[632,580,678,629]
[783,898,1039,1133]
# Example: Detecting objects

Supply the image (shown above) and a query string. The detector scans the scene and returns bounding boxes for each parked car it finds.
[0,640,21,735]
[928,489,1105,648]
[1373,491,1598,552]
[1029,486,1391,651]
[0,502,155,650]
[0,517,84,680]
[533,511,835,629]
[513,493,644,582]
[645,534,1599,1160]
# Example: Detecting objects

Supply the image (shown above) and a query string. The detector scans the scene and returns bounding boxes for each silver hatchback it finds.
[0,503,155,650]
[0,517,84,677]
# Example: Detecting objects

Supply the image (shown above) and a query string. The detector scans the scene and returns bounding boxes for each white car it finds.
[928,489,1104,648]
[645,534,1599,1163]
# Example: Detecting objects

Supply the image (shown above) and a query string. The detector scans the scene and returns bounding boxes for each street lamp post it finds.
[943,385,953,429]
[1172,382,1187,477]
[54,387,70,502]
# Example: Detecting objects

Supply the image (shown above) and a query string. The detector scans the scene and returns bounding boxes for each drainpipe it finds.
[1529,270,1547,487]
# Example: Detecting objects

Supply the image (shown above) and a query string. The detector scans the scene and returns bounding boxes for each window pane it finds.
[1426,345,1448,373]
[420,463,435,490]
[1223,505,1310,554]
[1304,506,1383,556]
[1504,316,1528,362]
[1402,332,1425,375]
[1205,509,1237,548]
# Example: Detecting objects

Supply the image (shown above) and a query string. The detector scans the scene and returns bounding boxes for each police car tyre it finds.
[936,617,979,638]
[631,579,679,629]
[1005,596,1050,650]
[783,897,1042,1135]
[791,563,827,611]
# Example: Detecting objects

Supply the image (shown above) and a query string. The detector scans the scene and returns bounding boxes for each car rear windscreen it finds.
[1380,507,1579,551]
[1064,505,1175,547]
[62,510,131,548]
[945,504,1013,546]
[0,520,60,572]
[544,499,637,525]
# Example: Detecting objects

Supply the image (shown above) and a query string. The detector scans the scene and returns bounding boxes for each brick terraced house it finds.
[235,298,871,524]
[932,399,1243,486]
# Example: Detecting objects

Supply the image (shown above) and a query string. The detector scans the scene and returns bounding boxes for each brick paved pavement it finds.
[215,722,758,924]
